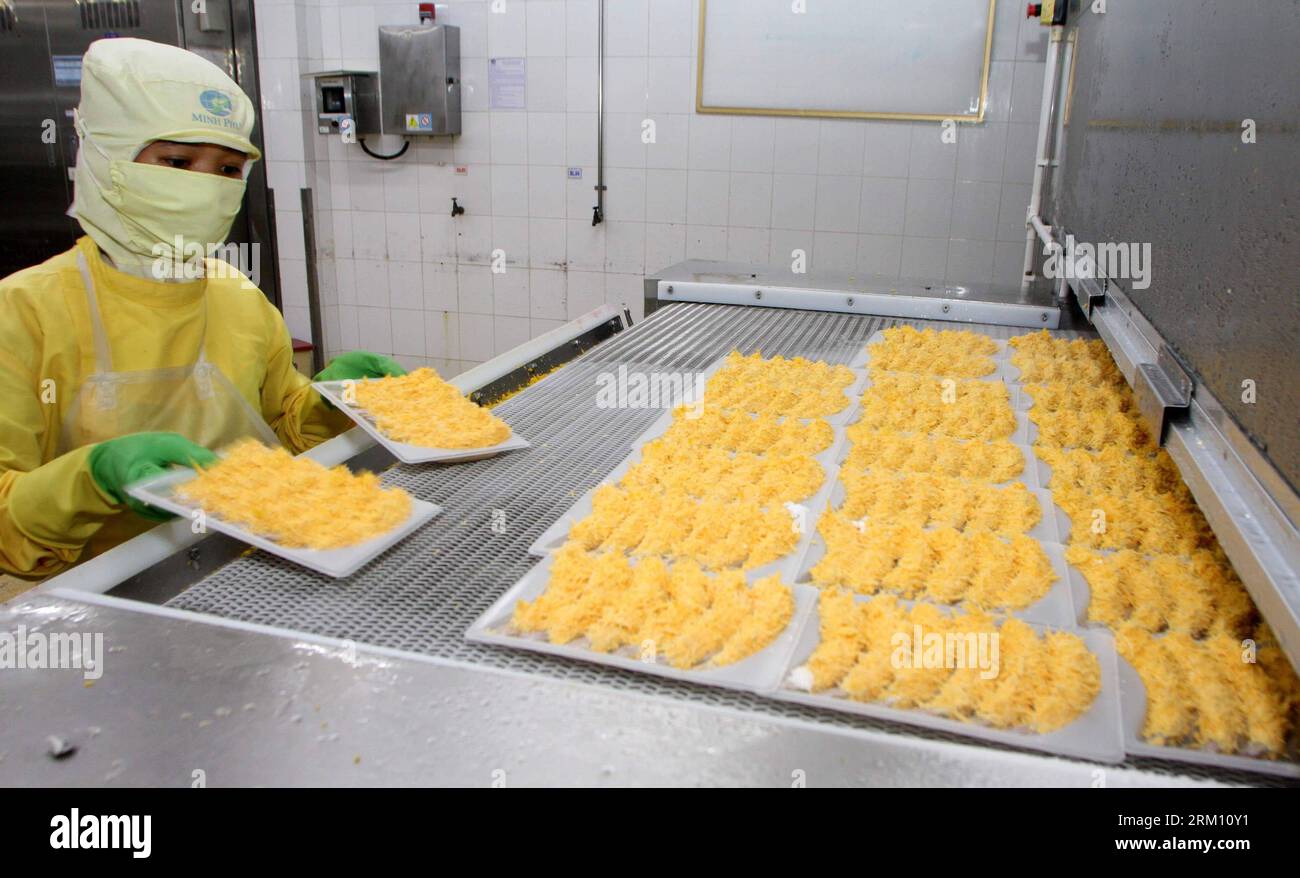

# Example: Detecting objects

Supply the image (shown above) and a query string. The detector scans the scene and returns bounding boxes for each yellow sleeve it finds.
[0,272,119,576]
[259,305,352,454]
[0,447,120,577]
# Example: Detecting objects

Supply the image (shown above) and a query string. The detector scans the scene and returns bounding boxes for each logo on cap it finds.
[199,89,233,117]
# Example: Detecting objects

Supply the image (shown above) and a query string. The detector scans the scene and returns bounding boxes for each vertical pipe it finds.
[1021,26,1064,291]
[1051,33,1074,173]
[593,0,606,225]
[1050,32,1075,303]
[300,187,326,375]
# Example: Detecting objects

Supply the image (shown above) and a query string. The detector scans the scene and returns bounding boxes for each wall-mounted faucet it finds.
[451,197,465,217]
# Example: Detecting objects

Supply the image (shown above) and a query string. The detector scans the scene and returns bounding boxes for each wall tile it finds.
[644,222,686,273]
[773,118,821,174]
[422,262,458,311]
[857,234,904,277]
[494,314,532,355]
[947,238,996,283]
[527,1,567,56]
[460,312,495,361]
[818,121,866,176]
[645,169,689,224]
[493,268,530,317]
[647,56,693,115]
[529,267,568,318]
[425,310,461,359]
[286,0,1044,362]
[728,172,774,228]
[387,260,423,309]
[858,177,908,236]
[900,236,949,279]
[770,173,816,232]
[688,114,732,170]
[566,269,606,317]
[730,117,776,173]
[390,308,426,356]
[686,170,730,226]
[950,180,1002,241]
[904,178,955,238]
[815,175,862,233]
[956,121,1009,183]
[908,122,959,180]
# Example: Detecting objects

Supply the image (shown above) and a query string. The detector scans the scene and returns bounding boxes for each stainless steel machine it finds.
[0,0,279,305]
[1,0,1295,786]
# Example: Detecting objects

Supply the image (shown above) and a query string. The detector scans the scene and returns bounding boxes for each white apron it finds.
[58,251,280,454]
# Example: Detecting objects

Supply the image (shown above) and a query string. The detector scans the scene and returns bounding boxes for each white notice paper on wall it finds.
[489,57,527,110]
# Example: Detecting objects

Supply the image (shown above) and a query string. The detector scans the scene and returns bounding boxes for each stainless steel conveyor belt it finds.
[6,302,1294,786]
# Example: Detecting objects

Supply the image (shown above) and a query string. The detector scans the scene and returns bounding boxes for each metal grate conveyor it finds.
[162,302,1277,784]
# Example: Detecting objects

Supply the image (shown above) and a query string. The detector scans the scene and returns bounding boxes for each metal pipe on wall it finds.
[593,0,605,225]
[1021,26,1065,291]
[1048,31,1075,303]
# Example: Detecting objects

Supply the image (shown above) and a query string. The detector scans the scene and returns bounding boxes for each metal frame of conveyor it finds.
[17,301,1294,786]
[644,260,1062,330]
[1066,271,1300,669]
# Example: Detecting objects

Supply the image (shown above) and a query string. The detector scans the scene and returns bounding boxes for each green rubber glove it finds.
[313,351,407,383]
[313,351,406,410]
[88,432,218,521]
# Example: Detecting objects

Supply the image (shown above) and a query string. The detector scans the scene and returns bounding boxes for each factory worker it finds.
[0,38,402,581]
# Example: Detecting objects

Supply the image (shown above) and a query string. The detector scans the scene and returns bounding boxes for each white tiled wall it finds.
[253,0,1049,375]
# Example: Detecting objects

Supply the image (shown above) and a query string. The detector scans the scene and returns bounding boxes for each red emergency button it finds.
[1027,3,1042,17]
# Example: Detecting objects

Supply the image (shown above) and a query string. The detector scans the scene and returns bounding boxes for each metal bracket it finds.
[1058,227,1109,321]
[1133,345,1193,446]
[1074,274,1107,322]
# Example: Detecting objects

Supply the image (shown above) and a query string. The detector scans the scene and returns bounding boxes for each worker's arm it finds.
[0,287,91,577]
[0,436,217,578]
[260,305,404,453]
[258,303,354,452]
[0,448,113,578]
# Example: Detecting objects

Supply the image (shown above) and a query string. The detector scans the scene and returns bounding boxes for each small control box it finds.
[309,71,379,137]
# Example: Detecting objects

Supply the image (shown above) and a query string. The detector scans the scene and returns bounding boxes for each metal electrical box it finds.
[309,71,380,137]
[378,24,461,136]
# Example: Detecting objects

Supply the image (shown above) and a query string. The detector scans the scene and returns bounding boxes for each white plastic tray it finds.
[527,433,847,585]
[850,329,1010,373]
[846,387,1032,445]
[127,467,441,578]
[1116,655,1300,778]
[695,354,866,427]
[313,379,531,464]
[465,553,819,694]
[792,531,1078,628]
[773,595,1126,764]
[626,406,841,461]
[825,478,1063,545]
[834,430,1042,491]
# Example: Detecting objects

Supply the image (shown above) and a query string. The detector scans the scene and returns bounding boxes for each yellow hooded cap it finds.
[74,37,261,162]
[71,38,262,274]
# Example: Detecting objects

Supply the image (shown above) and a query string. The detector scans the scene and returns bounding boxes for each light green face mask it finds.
[103,160,247,271]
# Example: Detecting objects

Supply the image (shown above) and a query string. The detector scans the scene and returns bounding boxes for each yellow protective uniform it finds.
[0,236,352,578]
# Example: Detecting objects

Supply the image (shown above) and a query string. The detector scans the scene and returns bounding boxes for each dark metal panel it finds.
[1054,0,1299,492]
[0,0,279,310]
[0,1,181,280]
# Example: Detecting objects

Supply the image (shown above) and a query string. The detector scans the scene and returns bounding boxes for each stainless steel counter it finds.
[0,595,1230,787]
